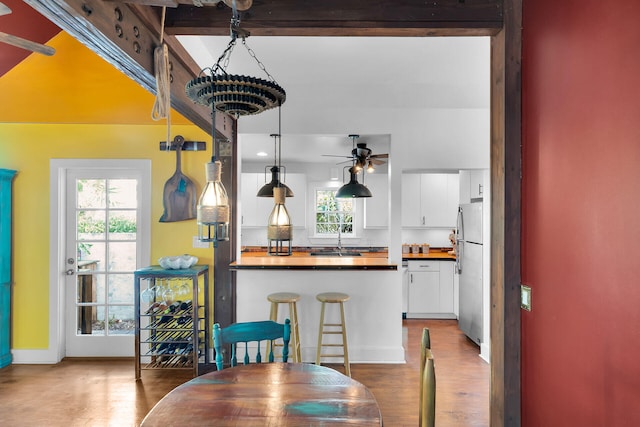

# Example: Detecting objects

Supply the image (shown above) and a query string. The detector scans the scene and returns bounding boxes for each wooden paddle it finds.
[159,135,197,222]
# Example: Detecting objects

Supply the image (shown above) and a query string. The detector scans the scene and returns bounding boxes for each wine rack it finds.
[134,265,211,379]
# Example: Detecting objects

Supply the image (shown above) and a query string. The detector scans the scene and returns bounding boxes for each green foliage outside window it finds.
[77,212,137,234]
[315,190,354,235]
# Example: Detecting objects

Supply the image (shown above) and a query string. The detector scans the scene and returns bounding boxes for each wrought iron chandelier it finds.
[185,6,286,116]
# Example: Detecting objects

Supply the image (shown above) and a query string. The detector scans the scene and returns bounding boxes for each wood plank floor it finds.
[0,319,489,426]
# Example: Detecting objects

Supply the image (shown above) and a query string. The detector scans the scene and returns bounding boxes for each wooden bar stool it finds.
[267,292,302,363]
[315,292,351,377]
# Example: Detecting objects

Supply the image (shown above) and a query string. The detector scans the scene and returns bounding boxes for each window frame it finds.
[313,187,356,238]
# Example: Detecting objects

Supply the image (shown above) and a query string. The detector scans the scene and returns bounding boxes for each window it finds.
[315,189,354,236]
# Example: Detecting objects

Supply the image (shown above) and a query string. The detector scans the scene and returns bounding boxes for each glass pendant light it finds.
[197,159,230,244]
[267,186,292,255]
[197,78,230,245]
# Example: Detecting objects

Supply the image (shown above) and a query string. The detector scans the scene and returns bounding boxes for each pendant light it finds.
[257,106,293,197]
[267,186,293,256]
[265,104,293,255]
[336,166,372,198]
[196,78,230,246]
[336,135,372,198]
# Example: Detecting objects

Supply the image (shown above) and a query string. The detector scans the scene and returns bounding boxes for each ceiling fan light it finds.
[366,161,375,173]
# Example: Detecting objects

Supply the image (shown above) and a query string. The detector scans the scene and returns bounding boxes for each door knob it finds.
[66,269,76,276]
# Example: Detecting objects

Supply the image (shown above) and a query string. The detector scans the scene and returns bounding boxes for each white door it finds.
[64,165,150,356]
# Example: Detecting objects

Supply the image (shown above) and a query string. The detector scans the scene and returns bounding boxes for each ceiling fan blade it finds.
[370,159,386,165]
[370,153,389,159]
[322,154,351,159]
[0,32,55,56]
[0,2,11,16]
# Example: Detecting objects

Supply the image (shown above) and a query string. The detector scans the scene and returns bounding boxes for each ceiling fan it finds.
[0,2,55,56]
[324,134,389,173]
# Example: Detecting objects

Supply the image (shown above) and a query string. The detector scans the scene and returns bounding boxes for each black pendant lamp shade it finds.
[336,166,372,198]
[257,166,294,197]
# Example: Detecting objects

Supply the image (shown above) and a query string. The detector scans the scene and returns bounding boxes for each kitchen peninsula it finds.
[230,249,403,363]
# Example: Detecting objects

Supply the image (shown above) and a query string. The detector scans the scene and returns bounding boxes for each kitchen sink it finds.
[310,251,362,257]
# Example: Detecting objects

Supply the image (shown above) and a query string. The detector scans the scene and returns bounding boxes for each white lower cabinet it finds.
[406,260,456,319]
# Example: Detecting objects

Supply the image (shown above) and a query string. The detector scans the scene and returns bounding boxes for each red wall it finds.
[0,0,59,77]
[522,0,640,425]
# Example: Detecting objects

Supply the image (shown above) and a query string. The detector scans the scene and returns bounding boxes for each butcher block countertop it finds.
[403,250,456,261]
[231,248,397,270]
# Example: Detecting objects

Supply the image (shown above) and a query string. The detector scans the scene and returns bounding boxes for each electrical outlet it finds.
[192,236,210,249]
[521,285,531,311]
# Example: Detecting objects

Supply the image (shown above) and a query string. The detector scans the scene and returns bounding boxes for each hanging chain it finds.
[242,38,278,84]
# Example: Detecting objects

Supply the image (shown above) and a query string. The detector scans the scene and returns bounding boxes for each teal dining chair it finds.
[213,319,291,370]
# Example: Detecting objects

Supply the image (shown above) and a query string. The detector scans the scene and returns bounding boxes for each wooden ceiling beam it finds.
[24,0,234,139]
[164,0,503,37]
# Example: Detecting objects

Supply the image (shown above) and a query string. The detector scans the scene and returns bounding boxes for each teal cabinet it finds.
[0,169,17,368]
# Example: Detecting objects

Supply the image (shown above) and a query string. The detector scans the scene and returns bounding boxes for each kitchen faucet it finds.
[336,213,343,255]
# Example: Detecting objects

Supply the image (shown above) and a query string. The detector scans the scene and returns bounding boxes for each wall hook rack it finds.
[159,140,206,151]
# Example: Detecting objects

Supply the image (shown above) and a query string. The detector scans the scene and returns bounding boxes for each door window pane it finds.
[108,273,134,304]
[77,210,106,240]
[107,305,135,335]
[77,179,107,208]
[108,242,136,271]
[108,179,138,208]
[77,242,106,271]
[108,210,137,240]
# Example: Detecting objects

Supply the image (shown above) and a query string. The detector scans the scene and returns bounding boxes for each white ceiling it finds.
[177,35,490,165]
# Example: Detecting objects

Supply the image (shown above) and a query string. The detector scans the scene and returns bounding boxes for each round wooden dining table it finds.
[141,362,382,426]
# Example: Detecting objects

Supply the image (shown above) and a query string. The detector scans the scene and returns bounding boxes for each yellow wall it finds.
[0,32,219,350]
[0,31,192,125]
[0,123,215,349]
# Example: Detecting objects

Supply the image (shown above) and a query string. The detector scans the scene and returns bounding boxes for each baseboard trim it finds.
[12,348,61,364]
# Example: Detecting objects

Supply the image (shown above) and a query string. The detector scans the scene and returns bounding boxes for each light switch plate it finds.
[521,284,532,311]
[192,236,210,249]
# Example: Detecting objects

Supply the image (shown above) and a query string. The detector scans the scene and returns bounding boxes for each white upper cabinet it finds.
[364,173,389,228]
[470,170,485,200]
[241,173,306,228]
[402,173,459,228]
[459,169,487,204]
[459,170,471,204]
[401,174,422,227]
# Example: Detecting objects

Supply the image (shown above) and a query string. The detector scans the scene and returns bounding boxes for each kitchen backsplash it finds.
[401,228,454,248]
[241,227,389,248]
[242,227,453,249]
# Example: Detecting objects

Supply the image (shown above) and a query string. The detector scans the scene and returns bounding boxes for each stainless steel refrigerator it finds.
[456,202,483,346]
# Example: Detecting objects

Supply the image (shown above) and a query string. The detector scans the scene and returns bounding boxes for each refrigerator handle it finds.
[456,206,463,242]
[455,207,461,274]
[456,240,463,274]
